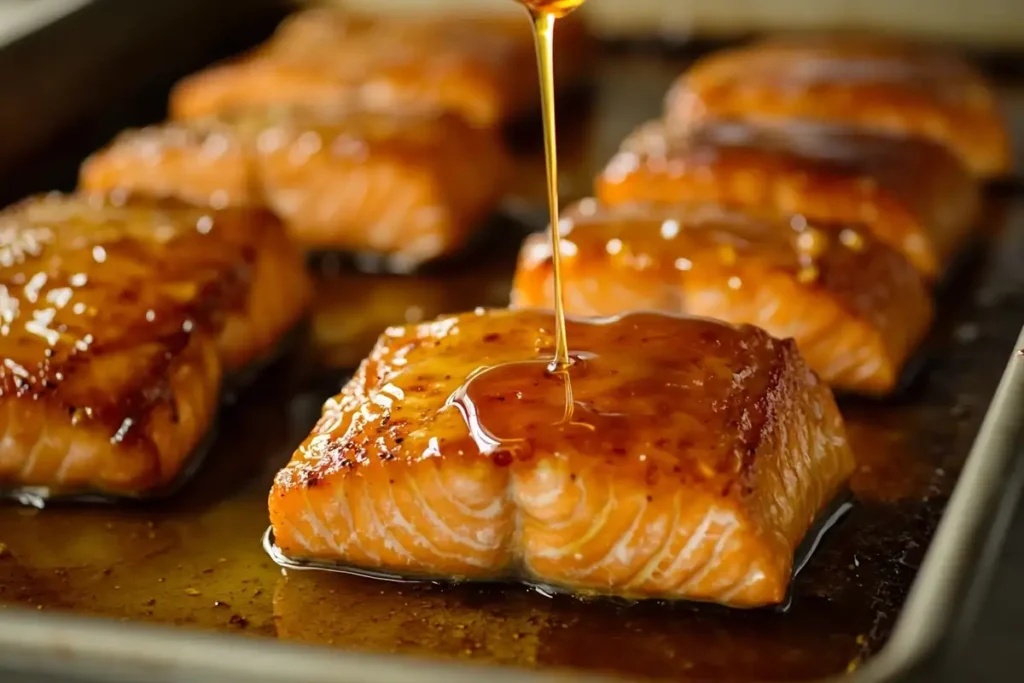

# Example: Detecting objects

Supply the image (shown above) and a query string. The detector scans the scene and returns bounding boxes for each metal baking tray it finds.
[0,2,1023,682]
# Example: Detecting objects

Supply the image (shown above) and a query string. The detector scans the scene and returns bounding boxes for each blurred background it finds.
[335,0,1024,45]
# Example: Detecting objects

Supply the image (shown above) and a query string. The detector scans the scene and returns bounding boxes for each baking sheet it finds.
[0,8,1023,682]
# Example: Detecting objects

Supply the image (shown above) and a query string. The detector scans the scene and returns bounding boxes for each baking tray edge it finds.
[844,325,1024,683]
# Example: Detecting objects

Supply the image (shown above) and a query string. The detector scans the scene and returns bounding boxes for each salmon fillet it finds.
[169,8,593,127]
[0,195,237,496]
[212,207,313,373]
[665,36,1012,178]
[269,308,854,607]
[597,119,979,281]
[80,108,510,269]
[254,108,510,268]
[511,200,933,395]
[23,195,312,374]
[79,120,256,211]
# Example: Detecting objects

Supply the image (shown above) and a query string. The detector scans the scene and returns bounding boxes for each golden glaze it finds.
[0,195,235,495]
[666,36,1012,178]
[598,119,979,280]
[521,3,575,368]
[511,200,933,395]
[81,107,510,267]
[0,194,309,495]
[169,8,593,126]
[270,309,853,606]
[518,0,588,19]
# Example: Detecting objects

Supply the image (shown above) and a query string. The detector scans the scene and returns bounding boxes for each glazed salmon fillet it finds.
[269,308,853,607]
[210,206,313,373]
[0,195,249,496]
[79,120,257,211]
[597,119,979,280]
[511,200,933,395]
[27,195,312,374]
[80,108,510,269]
[665,36,1011,178]
[169,8,592,126]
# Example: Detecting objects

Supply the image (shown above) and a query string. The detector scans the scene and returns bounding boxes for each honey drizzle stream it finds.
[449,1,590,443]
[529,8,571,373]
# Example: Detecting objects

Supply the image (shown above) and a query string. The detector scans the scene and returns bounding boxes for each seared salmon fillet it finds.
[254,108,510,268]
[665,36,1011,178]
[269,308,854,607]
[511,200,932,395]
[597,119,979,281]
[211,207,313,373]
[32,194,311,373]
[79,120,257,211]
[0,195,243,496]
[80,108,510,269]
[169,8,593,127]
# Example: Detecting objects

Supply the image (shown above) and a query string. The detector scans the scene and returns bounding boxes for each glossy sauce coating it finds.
[0,194,309,495]
[270,309,853,606]
[511,200,933,395]
[666,36,1012,178]
[0,194,250,386]
[598,119,979,279]
[169,8,593,127]
[81,107,510,268]
[0,195,240,495]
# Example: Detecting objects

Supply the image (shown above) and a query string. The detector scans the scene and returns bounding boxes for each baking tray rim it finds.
[0,325,1020,683]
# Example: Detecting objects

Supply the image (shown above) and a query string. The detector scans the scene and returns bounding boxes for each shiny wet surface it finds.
[0,53,1022,682]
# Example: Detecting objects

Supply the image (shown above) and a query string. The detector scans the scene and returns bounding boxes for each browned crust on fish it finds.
[169,8,593,126]
[81,108,510,266]
[0,330,220,495]
[597,119,979,280]
[0,194,308,495]
[511,200,933,395]
[665,36,1012,178]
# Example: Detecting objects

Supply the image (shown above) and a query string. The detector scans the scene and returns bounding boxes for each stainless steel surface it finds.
[854,325,1024,682]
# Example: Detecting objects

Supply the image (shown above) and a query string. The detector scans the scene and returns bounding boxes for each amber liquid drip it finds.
[528,7,574,372]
